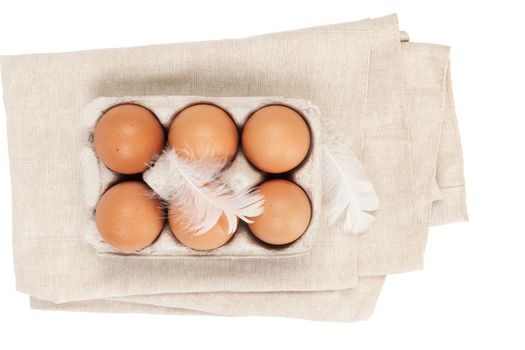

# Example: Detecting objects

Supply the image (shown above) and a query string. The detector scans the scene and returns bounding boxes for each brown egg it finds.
[94,104,165,174]
[248,179,311,245]
[242,105,310,173]
[168,208,235,251]
[95,181,165,251]
[168,104,239,162]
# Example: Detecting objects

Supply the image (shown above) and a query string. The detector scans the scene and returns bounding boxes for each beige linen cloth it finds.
[0,14,467,322]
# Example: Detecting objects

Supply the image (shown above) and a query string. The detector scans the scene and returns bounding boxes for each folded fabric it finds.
[30,276,386,322]
[1,14,467,322]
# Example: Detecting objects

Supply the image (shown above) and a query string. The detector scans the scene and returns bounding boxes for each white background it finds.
[1,0,524,349]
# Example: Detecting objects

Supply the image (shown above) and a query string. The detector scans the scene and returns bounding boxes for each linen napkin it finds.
[27,36,465,322]
[1,14,467,321]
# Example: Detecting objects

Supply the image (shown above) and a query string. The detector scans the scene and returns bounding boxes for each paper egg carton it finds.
[80,96,321,258]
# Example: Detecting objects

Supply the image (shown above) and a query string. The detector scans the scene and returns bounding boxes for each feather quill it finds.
[144,149,264,235]
[322,143,379,234]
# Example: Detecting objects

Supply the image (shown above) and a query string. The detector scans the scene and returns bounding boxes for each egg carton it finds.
[81,96,321,258]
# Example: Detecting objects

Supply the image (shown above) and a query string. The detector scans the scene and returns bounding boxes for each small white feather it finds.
[144,149,264,235]
[322,144,379,234]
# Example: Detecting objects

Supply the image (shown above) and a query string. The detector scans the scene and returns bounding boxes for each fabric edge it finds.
[430,186,468,226]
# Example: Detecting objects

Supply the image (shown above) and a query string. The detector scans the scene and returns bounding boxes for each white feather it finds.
[322,144,379,234]
[144,149,264,235]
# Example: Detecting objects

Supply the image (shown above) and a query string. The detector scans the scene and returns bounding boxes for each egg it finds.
[95,181,165,251]
[242,105,310,173]
[168,104,239,162]
[248,179,311,245]
[94,104,165,174]
[168,208,235,251]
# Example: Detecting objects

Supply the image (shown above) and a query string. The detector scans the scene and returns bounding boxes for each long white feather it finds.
[322,143,379,234]
[144,149,264,235]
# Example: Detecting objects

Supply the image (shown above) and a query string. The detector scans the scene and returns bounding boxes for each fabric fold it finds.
[1,14,467,322]
[31,276,386,322]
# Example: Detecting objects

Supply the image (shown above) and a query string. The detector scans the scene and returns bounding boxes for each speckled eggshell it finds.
[95,181,165,250]
[242,105,310,173]
[94,104,165,174]
[168,104,239,163]
[168,209,235,251]
[248,179,312,245]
